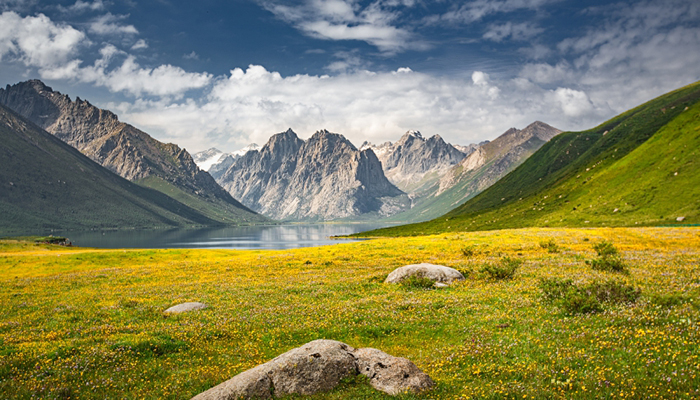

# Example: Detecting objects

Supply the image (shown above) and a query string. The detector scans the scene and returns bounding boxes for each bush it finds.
[584,280,640,304]
[539,278,640,315]
[482,257,522,280]
[592,241,618,257]
[586,240,628,273]
[539,277,574,302]
[539,239,560,253]
[561,290,603,315]
[461,245,478,257]
[400,275,435,289]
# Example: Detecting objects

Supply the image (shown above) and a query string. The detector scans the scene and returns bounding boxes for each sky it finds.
[1,0,699,153]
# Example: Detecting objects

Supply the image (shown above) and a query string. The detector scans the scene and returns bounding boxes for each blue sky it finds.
[1,0,699,152]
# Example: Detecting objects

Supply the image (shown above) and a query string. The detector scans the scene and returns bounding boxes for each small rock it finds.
[385,263,464,284]
[613,208,619,213]
[434,282,449,288]
[354,348,434,395]
[164,302,207,314]
[677,216,685,222]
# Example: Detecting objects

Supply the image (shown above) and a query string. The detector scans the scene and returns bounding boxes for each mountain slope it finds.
[0,80,265,224]
[383,121,561,223]
[361,131,467,193]
[0,103,239,234]
[359,81,700,236]
[217,129,409,221]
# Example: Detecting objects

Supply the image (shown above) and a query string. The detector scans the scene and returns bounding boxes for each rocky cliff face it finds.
[360,130,467,193]
[437,121,562,195]
[383,121,562,223]
[217,129,409,221]
[0,80,264,223]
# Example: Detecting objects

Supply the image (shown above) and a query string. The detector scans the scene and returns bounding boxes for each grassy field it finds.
[1,228,699,399]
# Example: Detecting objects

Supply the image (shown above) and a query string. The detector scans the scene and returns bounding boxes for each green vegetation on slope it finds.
[0,105,256,234]
[361,81,700,237]
[136,176,266,225]
[0,228,698,398]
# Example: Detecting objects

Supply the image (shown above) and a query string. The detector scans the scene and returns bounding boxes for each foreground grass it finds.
[1,228,699,399]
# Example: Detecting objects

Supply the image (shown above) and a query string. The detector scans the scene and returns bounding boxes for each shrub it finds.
[592,240,618,257]
[539,277,574,302]
[461,245,478,257]
[539,239,560,253]
[482,257,522,280]
[561,290,603,315]
[539,278,640,315]
[586,240,628,273]
[584,280,640,304]
[400,275,435,289]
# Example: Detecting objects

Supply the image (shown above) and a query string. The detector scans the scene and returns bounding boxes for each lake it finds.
[62,223,393,249]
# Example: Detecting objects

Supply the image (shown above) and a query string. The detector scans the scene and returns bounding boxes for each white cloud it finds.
[550,87,594,118]
[523,0,700,114]
[262,0,424,52]
[117,64,605,153]
[483,21,543,42]
[425,0,558,25]
[130,38,148,50]
[0,12,210,98]
[183,51,199,60]
[0,11,87,68]
[88,13,138,35]
[58,0,105,14]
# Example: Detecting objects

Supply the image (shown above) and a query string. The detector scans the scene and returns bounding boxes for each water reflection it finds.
[65,223,391,249]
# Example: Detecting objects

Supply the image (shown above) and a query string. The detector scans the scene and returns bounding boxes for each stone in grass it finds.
[354,347,435,395]
[677,216,685,222]
[191,339,434,399]
[163,302,207,314]
[384,263,465,285]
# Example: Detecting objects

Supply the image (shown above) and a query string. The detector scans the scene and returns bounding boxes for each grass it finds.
[358,80,700,237]
[0,227,699,399]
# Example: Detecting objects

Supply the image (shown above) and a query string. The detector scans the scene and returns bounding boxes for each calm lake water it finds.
[63,223,394,249]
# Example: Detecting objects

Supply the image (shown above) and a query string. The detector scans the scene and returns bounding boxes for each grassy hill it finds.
[0,104,261,234]
[360,81,700,237]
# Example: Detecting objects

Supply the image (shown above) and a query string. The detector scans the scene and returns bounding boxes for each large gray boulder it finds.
[354,347,435,395]
[385,263,464,284]
[191,340,433,399]
[164,302,208,314]
[192,340,357,399]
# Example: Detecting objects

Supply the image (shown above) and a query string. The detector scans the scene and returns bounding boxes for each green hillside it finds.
[0,104,260,234]
[358,81,700,237]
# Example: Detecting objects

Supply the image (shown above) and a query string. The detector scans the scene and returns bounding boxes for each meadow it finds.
[0,227,698,399]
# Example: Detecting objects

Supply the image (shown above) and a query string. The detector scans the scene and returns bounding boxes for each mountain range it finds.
[214,129,409,221]
[0,80,265,226]
[359,81,700,236]
[0,103,254,233]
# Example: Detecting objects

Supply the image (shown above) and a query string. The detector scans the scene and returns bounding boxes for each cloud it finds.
[130,38,148,50]
[183,51,199,60]
[117,64,605,153]
[262,0,424,52]
[88,13,138,35]
[0,12,211,98]
[483,21,543,42]
[0,11,87,68]
[521,0,700,113]
[425,0,559,25]
[57,0,105,14]
[0,0,37,12]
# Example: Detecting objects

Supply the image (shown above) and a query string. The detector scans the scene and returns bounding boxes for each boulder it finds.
[354,348,435,395]
[164,302,207,314]
[192,340,357,399]
[385,263,464,284]
[677,216,686,222]
[191,340,434,399]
